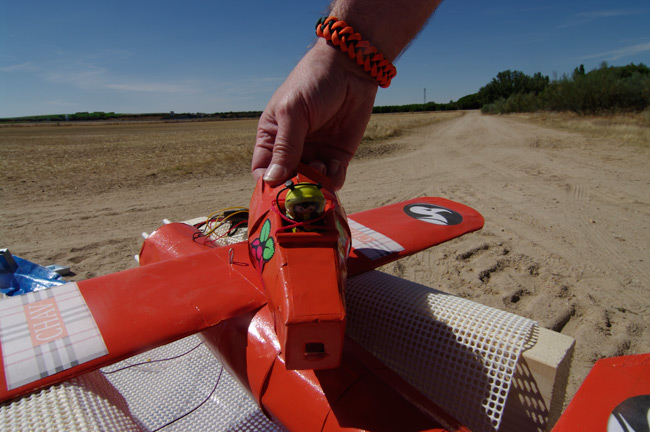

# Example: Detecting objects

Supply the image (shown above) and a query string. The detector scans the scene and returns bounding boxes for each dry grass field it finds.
[0,112,461,200]
[1,110,649,424]
[0,120,258,198]
[514,109,650,147]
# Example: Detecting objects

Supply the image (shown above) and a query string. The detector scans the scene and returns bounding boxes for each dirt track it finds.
[345,111,649,402]
[1,111,648,411]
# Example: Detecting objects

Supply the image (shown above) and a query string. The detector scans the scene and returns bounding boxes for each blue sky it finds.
[1,0,649,118]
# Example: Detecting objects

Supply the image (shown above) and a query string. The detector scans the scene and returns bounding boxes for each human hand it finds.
[251,39,378,190]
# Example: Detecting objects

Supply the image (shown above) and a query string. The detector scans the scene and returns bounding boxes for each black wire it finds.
[100,341,225,431]
[100,342,204,375]
[275,184,291,214]
[151,366,224,432]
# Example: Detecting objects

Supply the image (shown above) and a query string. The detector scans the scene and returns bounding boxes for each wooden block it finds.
[500,327,575,432]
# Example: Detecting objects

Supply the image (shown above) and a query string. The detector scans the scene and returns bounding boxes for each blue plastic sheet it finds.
[0,255,65,297]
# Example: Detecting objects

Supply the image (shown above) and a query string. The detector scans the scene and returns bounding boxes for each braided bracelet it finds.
[315,16,396,88]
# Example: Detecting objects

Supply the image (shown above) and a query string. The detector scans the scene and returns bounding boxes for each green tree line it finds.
[0,111,263,123]
[479,63,650,114]
[373,62,650,115]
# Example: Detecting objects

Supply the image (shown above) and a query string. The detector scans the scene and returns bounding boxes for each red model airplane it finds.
[552,353,650,432]
[0,164,485,431]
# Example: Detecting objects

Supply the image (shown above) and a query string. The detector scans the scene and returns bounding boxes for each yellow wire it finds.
[203,208,248,237]
[205,211,248,236]
[205,206,247,223]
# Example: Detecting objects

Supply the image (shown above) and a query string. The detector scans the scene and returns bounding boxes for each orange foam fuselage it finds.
[247,166,350,370]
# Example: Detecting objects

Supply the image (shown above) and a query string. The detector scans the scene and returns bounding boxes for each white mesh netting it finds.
[345,271,537,432]
[0,335,281,431]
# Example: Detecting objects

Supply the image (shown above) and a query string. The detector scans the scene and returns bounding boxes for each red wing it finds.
[0,197,483,403]
[552,354,650,431]
[0,243,264,403]
[347,197,484,275]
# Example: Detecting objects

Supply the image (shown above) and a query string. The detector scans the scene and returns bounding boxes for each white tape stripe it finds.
[0,282,108,390]
[348,218,404,260]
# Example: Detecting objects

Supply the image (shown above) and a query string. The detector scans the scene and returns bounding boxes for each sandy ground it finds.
[1,111,648,415]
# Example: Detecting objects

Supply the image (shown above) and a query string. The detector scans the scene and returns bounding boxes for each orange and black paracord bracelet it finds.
[315,16,396,88]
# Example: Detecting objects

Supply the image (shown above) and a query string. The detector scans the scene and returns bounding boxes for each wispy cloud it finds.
[0,62,37,73]
[577,10,636,19]
[43,65,109,89]
[581,41,650,61]
[559,9,643,28]
[104,82,197,93]
[2,57,201,94]
[43,99,81,108]
[220,76,282,96]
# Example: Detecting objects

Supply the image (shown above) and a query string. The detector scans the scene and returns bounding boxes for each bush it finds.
[477,70,549,106]
[543,63,650,114]
[481,92,541,114]
[456,93,481,110]
[481,63,650,114]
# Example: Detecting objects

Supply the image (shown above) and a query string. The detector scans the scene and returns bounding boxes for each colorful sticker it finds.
[348,218,404,260]
[250,219,275,268]
[0,282,108,390]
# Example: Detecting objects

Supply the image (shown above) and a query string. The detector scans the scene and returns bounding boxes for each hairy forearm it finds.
[253,0,444,187]
[327,0,443,61]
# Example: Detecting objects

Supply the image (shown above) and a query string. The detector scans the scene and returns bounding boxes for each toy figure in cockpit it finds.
[284,183,326,223]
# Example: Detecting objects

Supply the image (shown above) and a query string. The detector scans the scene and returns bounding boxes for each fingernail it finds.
[309,161,327,174]
[328,160,341,177]
[263,163,287,183]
